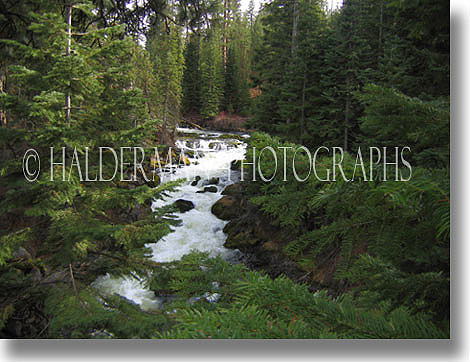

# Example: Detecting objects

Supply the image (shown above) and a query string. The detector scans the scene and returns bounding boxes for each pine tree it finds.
[130,43,160,123]
[225,5,252,115]
[247,0,256,27]
[200,30,224,119]
[182,34,202,114]
[251,0,293,130]
[223,46,237,113]
[252,0,326,142]
[147,18,185,143]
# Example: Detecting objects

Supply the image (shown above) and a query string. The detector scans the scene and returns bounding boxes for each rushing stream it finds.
[92,127,248,310]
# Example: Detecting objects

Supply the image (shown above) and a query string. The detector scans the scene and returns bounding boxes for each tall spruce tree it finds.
[182,34,202,114]
[200,29,224,119]
[147,17,185,143]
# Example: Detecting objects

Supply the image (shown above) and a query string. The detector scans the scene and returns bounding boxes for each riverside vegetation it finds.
[0,0,449,338]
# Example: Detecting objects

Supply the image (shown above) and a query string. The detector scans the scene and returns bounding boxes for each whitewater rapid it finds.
[92,127,247,310]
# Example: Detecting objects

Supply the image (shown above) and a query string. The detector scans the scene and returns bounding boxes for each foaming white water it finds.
[92,274,162,311]
[159,138,245,186]
[149,139,246,262]
[93,129,247,310]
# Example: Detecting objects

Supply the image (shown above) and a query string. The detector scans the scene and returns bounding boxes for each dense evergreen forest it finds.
[0,0,449,338]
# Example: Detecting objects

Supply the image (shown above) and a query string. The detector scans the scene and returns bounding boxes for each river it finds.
[92,127,248,311]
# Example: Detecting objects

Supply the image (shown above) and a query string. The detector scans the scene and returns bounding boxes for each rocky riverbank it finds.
[211,183,307,283]
[211,182,349,294]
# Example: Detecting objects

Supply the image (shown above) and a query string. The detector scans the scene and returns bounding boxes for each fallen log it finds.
[181,118,204,130]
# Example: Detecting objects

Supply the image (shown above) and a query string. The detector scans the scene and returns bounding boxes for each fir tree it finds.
[182,34,202,114]
[147,18,185,144]
[200,30,224,119]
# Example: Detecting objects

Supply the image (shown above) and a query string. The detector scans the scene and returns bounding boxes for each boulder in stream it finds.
[203,177,219,186]
[190,176,201,186]
[196,186,218,193]
[211,196,241,220]
[173,199,195,213]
